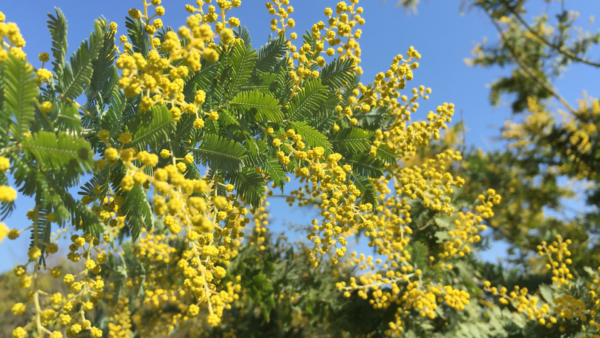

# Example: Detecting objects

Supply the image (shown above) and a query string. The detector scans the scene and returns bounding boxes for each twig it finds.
[506,5,600,68]
[490,17,578,115]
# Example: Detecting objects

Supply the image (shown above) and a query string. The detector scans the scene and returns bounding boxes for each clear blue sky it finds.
[0,0,598,271]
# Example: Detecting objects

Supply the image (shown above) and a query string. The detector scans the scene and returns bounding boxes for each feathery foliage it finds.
[4,54,38,141]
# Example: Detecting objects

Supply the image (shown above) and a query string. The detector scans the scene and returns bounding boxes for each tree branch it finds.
[506,5,600,68]
[490,16,578,115]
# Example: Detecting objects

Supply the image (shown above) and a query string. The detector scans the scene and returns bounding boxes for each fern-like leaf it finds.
[330,127,373,153]
[47,8,68,81]
[230,90,283,123]
[193,134,247,172]
[21,131,95,173]
[100,88,127,137]
[129,105,175,151]
[355,105,393,131]
[255,36,286,73]
[227,42,257,99]
[4,54,38,141]
[56,102,82,132]
[226,167,265,209]
[289,121,333,154]
[61,20,104,100]
[58,189,104,236]
[219,109,240,127]
[346,154,384,178]
[288,79,328,121]
[88,19,117,102]
[121,184,154,241]
[376,144,397,165]
[241,73,277,94]
[234,26,252,49]
[320,57,355,89]
[265,158,285,192]
[125,17,150,57]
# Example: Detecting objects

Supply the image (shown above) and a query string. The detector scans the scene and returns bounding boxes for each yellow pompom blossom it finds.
[0,222,8,243]
[0,186,17,202]
[0,156,10,171]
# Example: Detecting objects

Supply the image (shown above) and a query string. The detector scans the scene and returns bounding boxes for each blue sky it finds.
[0,0,598,271]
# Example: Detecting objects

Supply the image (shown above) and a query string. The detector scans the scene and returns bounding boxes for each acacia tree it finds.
[0,1,599,338]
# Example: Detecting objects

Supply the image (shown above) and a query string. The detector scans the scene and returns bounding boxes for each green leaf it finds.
[4,54,38,141]
[230,90,283,123]
[355,105,392,131]
[376,144,397,165]
[193,134,247,171]
[205,119,219,134]
[265,158,285,191]
[21,131,94,173]
[88,20,117,101]
[539,284,555,306]
[330,127,373,153]
[241,73,277,94]
[288,78,328,121]
[289,121,332,154]
[125,17,150,57]
[61,19,104,100]
[227,41,257,99]
[320,57,355,89]
[410,241,429,270]
[255,36,286,73]
[352,174,377,208]
[218,109,240,127]
[121,184,153,241]
[58,189,103,236]
[345,154,384,178]
[56,102,82,132]
[0,63,5,116]
[101,88,127,136]
[244,137,267,167]
[234,26,252,48]
[47,8,68,81]
[30,208,52,264]
[129,105,175,151]
[226,167,265,209]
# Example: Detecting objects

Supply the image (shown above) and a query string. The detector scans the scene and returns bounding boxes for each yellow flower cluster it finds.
[115,0,245,128]
[9,211,108,338]
[482,235,600,333]
[537,235,573,285]
[270,0,365,96]
[0,12,27,62]
[439,189,500,260]
[249,203,269,250]
[89,135,247,330]
[107,297,132,338]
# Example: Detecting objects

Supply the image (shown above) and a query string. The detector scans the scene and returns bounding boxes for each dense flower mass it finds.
[1,0,600,337]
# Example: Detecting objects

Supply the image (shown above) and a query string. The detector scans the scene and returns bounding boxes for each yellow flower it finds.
[0,222,8,243]
[12,327,27,338]
[0,186,17,202]
[11,303,26,316]
[38,52,50,62]
[221,28,235,44]
[203,48,219,63]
